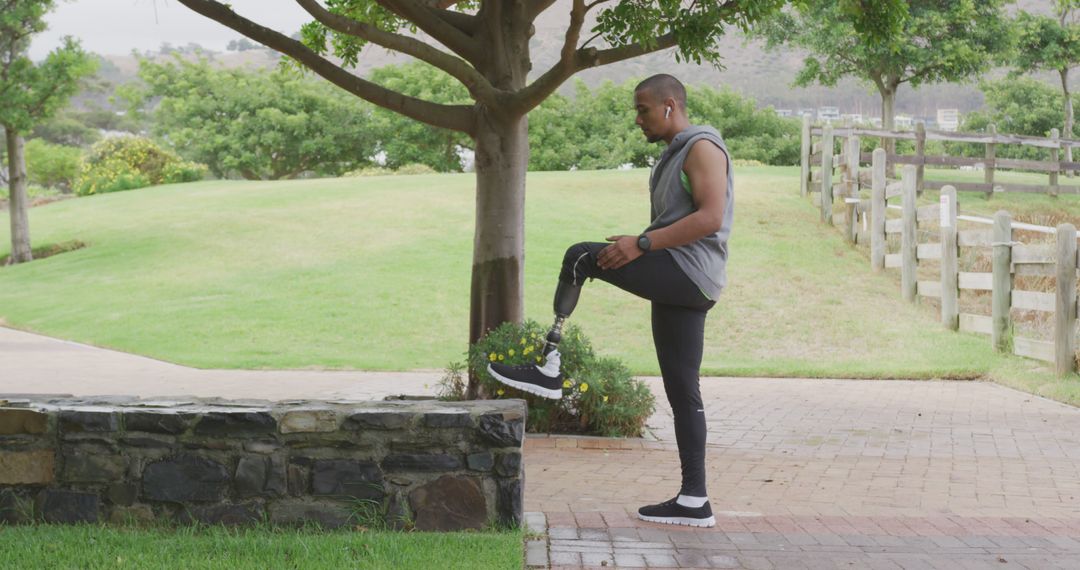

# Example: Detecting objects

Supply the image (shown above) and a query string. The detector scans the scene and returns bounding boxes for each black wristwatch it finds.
[637,234,652,252]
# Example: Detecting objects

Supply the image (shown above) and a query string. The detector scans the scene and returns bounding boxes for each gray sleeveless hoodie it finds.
[645,125,734,300]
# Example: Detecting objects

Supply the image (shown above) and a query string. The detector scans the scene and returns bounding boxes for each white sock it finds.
[676,494,708,508]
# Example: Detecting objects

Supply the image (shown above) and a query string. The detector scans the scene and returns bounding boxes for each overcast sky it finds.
[30,0,310,59]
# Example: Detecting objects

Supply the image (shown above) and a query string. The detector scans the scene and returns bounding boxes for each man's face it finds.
[634,89,667,143]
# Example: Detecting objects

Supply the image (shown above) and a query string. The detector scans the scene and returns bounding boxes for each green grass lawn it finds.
[0,524,521,569]
[0,167,1073,387]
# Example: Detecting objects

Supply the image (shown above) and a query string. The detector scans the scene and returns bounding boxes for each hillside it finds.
[83,0,1058,119]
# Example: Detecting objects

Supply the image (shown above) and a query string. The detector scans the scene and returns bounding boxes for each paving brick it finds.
[641,553,679,567]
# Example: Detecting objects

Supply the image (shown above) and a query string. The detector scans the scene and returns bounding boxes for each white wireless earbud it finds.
[665,106,672,119]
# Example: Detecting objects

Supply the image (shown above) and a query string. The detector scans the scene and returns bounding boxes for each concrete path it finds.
[5,326,1080,569]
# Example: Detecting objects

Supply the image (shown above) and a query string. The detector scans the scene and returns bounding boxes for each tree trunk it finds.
[5,127,32,265]
[880,85,897,177]
[464,0,532,399]
[1062,68,1074,173]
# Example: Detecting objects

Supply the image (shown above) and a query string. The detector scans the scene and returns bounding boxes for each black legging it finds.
[556,242,714,497]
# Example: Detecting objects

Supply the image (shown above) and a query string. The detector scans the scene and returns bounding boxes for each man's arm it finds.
[597,140,729,270]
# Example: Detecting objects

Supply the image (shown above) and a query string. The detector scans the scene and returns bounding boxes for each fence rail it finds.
[799,123,1080,376]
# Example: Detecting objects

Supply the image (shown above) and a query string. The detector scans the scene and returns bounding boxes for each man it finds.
[488,74,733,528]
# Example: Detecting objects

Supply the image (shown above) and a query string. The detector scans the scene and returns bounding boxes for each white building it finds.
[817,106,841,122]
[936,109,960,131]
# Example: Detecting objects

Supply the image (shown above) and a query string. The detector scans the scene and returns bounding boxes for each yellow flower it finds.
[580,383,589,393]
[523,346,533,355]
[531,333,538,339]
[498,354,505,361]
[603,395,609,403]
[508,349,515,356]
[496,389,505,396]
[520,337,527,345]
[536,356,542,363]
[489,352,497,362]
[562,380,572,389]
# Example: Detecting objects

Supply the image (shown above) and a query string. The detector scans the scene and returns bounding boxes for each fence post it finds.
[940,185,959,330]
[800,115,812,198]
[915,121,926,197]
[821,124,834,225]
[871,148,886,272]
[901,164,918,303]
[1055,223,1077,376]
[984,124,997,199]
[1050,128,1060,198]
[845,135,861,243]
[992,210,1012,352]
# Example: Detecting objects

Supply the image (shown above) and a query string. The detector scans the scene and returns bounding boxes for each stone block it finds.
[0,489,31,524]
[0,408,48,435]
[311,459,383,499]
[409,475,487,531]
[39,490,99,523]
[383,453,461,472]
[59,410,118,433]
[495,452,522,477]
[62,453,127,483]
[0,450,54,484]
[108,504,155,525]
[124,411,195,434]
[279,410,338,433]
[234,455,283,498]
[287,463,308,496]
[194,411,276,436]
[497,478,523,528]
[478,413,524,447]
[107,483,139,506]
[187,503,263,526]
[423,412,474,428]
[467,451,494,471]
[344,411,413,431]
[142,455,230,502]
[120,434,176,449]
[269,500,351,529]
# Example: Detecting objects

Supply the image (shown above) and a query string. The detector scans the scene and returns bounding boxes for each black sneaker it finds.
[637,497,716,528]
[486,350,563,399]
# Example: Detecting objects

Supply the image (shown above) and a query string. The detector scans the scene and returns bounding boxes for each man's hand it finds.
[597,235,643,270]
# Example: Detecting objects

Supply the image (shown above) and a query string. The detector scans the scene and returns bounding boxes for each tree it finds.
[1,1,97,264]
[368,62,472,172]
[175,0,790,397]
[1012,1,1080,165]
[952,77,1078,160]
[132,58,378,180]
[762,1,1010,145]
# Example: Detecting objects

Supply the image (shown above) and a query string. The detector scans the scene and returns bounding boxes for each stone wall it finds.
[0,395,525,531]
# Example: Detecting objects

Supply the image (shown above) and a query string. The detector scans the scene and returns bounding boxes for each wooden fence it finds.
[798,119,1080,376]
[800,115,1080,199]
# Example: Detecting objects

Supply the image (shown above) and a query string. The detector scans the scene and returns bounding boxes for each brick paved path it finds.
[523,378,1080,569]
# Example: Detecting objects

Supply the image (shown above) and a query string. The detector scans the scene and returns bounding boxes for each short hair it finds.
[635,74,687,108]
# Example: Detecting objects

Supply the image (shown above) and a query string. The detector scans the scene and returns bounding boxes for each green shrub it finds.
[25,139,82,192]
[395,163,437,175]
[445,320,655,437]
[75,136,205,196]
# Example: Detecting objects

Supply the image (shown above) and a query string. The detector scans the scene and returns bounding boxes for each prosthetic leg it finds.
[486,280,581,399]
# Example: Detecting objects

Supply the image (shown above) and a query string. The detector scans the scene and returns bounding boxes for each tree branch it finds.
[510,32,679,115]
[294,0,497,105]
[374,0,480,63]
[177,0,475,134]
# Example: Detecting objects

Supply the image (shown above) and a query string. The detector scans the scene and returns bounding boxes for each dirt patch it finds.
[2,240,87,266]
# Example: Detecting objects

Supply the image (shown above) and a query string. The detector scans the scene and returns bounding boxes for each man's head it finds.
[634,74,689,144]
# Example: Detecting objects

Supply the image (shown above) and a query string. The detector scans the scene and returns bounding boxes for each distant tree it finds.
[1012,1,1080,164]
[761,0,1011,157]
[132,58,378,180]
[0,1,97,264]
[227,38,257,51]
[954,77,1078,160]
[687,86,800,166]
[30,109,102,147]
[368,62,472,172]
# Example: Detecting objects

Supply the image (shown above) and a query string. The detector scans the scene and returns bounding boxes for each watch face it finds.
[638,235,650,251]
